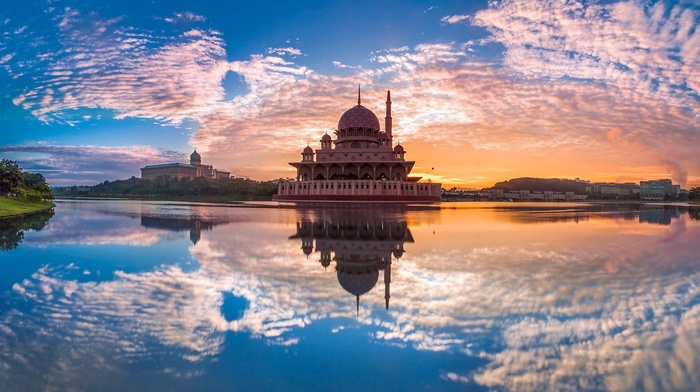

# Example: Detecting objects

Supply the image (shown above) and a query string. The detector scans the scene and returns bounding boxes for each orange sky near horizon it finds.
[198,86,699,189]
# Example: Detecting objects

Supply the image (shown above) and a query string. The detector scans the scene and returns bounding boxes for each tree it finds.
[20,172,53,200]
[689,187,700,201]
[23,172,51,193]
[0,159,24,194]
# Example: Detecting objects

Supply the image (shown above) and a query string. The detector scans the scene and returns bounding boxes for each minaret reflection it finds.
[290,211,414,314]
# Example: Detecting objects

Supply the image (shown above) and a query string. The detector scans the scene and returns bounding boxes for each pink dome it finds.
[303,146,313,153]
[378,132,389,140]
[338,105,380,131]
[393,144,404,152]
[321,134,332,141]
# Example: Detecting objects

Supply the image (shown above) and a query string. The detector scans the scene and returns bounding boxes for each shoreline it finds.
[0,198,56,219]
[51,197,700,211]
[53,195,273,203]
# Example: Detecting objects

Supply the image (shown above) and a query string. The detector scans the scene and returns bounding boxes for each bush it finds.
[13,187,43,202]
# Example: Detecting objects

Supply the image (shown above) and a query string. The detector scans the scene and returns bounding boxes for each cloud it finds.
[441,14,471,24]
[470,0,700,104]
[4,7,228,126]
[0,144,183,185]
[163,11,206,24]
[267,47,303,57]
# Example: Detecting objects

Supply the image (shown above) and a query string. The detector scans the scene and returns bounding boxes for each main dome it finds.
[338,105,381,131]
[337,268,379,296]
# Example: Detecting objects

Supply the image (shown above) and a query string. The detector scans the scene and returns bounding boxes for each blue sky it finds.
[1,0,699,187]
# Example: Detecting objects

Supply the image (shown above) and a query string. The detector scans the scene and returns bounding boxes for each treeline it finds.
[492,177,589,192]
[53,175,279,199]
[0,159,54,201]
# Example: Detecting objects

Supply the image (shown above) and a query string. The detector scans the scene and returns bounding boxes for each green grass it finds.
[0,198,55,218]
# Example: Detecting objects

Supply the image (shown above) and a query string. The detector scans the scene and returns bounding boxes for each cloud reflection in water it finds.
[1,201,699,391]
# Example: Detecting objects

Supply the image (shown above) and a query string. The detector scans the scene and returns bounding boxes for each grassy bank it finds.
[0,198,55,218]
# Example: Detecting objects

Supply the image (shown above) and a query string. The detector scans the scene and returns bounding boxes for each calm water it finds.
[1,200,699,391]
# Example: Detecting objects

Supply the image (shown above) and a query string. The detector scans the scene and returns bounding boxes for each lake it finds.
[1,200,699,391]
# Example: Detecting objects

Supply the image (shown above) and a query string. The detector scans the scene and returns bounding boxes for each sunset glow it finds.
[1,0,698,188]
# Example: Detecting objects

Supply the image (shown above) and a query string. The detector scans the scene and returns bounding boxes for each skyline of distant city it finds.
[1,0,698,188]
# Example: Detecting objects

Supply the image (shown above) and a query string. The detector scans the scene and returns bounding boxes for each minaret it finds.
[385,90,392,139]
[384,262,392,310]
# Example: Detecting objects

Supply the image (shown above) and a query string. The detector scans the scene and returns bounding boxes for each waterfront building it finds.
[140,150,230,180]
[273,89,441,203]
[483,189,587,201]
[640,179,679,201]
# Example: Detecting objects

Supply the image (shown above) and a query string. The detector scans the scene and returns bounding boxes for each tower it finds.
[385,90,392,140]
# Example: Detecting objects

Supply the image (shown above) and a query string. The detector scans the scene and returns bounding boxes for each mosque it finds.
[273,89,441,202]
[140,150,230,180]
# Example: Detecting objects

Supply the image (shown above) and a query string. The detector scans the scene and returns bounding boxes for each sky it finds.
[0,0,699,188]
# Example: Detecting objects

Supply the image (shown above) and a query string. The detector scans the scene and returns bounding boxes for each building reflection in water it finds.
[638,205,682,225]
[290,211,414,315]
[140,216,219,244]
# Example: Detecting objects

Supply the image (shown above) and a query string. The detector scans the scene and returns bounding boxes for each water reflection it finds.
[141,216,220,244]
[0,209,54,251]
[639,205,683,225]
[1,201,700,391]
[290,211,414,312]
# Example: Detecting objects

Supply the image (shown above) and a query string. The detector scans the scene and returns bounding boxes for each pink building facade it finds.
[274,90,441,203]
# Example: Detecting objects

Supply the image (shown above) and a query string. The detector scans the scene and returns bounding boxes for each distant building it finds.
[482,189,587,201]
[600,186,621,195]
[585,182,640,196]
[640,179,678,201]
[140,150,230,180]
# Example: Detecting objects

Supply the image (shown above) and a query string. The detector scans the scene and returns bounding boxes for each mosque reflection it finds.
[290,210,414,313]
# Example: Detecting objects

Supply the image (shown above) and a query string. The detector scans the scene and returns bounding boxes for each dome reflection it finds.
[290,211,414,315]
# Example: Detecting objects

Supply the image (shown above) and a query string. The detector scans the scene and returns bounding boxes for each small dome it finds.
[190,149,201,161]
[378,132,389,140]
[321,134,332,141]
[338,105,380,131]
[393,144,404,152]
[303,146,314,153]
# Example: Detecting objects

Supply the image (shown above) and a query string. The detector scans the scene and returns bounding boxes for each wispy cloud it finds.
[266,47,303,57]
[441,14,470,24]
[163,11,207,24]
[0,143,183,185]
